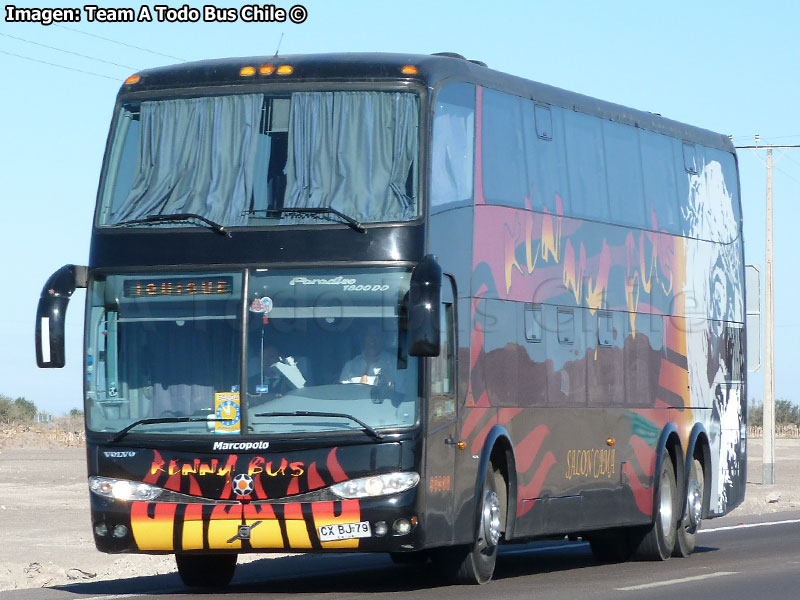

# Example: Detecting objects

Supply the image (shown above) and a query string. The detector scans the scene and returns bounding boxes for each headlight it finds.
[89,476,163,501]
[330,472,420,499]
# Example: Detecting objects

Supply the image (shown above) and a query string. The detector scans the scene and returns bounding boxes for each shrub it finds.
[0,395,38,424]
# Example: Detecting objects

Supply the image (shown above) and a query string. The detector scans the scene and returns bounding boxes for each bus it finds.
[35,52,746,587]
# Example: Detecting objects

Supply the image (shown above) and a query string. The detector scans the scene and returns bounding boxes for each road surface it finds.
[3,509,799,600]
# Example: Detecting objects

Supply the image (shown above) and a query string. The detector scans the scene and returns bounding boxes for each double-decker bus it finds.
[35,52,746,587]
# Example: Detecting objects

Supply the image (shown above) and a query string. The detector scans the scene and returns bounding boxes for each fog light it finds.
[112,524,128,538]
[94,523,108,537]
[393,518,411,536]
[374,521,388,537]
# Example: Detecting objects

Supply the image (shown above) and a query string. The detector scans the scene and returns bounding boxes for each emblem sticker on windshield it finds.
[214,392,241,434]
[249,296,273,314]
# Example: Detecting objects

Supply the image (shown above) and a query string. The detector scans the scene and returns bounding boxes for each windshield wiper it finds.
[243,208,366,233]
[109,416,225,444]
[109,213,231,237]
[253,411,383,440]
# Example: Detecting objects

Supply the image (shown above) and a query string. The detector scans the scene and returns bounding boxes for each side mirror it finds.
[35,265,87,368]
[408,255,442,357]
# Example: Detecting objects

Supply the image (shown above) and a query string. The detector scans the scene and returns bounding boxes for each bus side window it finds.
[481,88,529,208]
[524,303,543,342]
[430,303,455,397]
[534,104,552,140]
[603,120,646,228]
[639,129,680,233]
[522,102,564,214]
[597,311,614,347]
[683,143,698,174]
[431,83,475,211]
[429,302,456,427]
[563,111,610,222]
[557,308,574,344]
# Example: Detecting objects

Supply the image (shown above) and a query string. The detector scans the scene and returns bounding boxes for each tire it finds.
[632,454,678,561]
[432,470,503,584]
[589,528,634,563]
[673,458,704,557]
[175,553,237,588]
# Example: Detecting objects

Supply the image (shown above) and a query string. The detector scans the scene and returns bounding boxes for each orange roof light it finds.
[276,64,293,75]
[401,65,418,75]
[259,64,275,75]
[240,66,256,77]
[124,74,140,85]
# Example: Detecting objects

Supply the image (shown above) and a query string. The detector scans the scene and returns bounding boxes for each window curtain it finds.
[112,94,263,226]
[284,91,418,222]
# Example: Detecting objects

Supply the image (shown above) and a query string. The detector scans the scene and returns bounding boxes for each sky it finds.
[1,0,799,415]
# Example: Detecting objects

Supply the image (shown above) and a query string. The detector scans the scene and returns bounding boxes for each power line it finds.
[772,164,800,186]
[731,134,800,143]
[0,32,137,70]
[54,24,186,62]
[0,49,120,81]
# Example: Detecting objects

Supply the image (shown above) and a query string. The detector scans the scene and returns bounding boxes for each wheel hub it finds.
[659,470,674,534]
[686,478,702,531]
[482,490,501,548]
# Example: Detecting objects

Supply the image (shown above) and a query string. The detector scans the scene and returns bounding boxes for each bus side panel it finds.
[465,202,744,536]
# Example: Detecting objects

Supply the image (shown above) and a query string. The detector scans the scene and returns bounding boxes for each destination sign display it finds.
[123,276,234,298]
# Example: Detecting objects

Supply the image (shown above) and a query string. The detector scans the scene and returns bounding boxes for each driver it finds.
[340,324,396,384]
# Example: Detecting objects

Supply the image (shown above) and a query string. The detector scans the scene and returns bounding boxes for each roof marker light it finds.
[259,65,275,75]
[276,65,293,75]
[124,74,140,85]
[401,65,418,75]
[240,66,256,77]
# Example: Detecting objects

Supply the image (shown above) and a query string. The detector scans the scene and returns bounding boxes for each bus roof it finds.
[123,52,734,153]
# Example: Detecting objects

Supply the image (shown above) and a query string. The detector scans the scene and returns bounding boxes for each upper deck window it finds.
[98,91,420,229]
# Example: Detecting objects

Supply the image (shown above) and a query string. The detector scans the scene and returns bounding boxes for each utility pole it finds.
[735,140,800,485]
[764,147,775,485]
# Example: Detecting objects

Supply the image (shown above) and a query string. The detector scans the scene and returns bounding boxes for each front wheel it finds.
[175,553,237,588]
[433,471,503,584]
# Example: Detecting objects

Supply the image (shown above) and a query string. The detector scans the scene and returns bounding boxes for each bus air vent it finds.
[431,52,467,60]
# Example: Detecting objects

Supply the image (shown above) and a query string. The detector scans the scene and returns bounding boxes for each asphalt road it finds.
[4,510,800,600]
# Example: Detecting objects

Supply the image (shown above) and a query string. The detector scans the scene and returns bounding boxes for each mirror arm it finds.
[35,264,88,368]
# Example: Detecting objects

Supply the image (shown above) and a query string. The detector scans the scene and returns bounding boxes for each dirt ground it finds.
[0,433,798,591]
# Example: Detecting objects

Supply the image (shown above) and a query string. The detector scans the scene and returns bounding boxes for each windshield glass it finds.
[97,91,420,228]
[85,268,419,436]
[86,272,243,436]
[245,268,419,434]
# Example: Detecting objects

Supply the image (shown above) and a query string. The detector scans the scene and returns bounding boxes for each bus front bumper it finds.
[90,494,423,554]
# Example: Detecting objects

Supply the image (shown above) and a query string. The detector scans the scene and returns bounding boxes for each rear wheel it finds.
[673,458,704,557]
[632,454,678,561]
[175,553,237,588]
[433,470,503,584]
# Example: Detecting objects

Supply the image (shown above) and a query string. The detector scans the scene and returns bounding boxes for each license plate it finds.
[318,521,372,541]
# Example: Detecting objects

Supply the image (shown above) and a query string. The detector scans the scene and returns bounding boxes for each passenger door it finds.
[423,276,458,542]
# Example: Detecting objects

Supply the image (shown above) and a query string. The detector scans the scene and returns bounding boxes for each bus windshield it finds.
[97,91,420,228]
[85,268,419,437]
